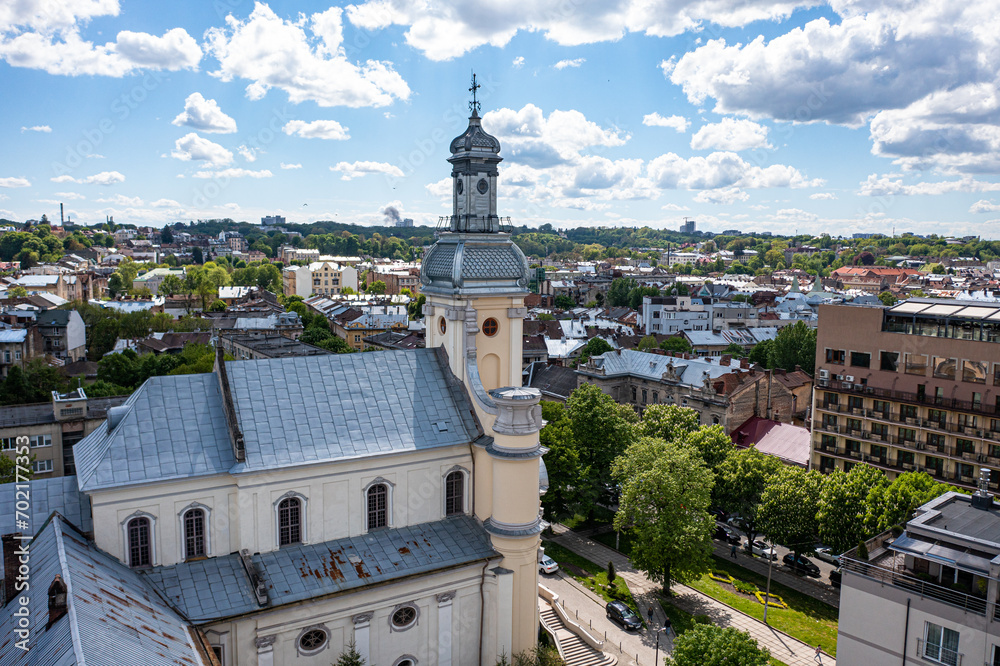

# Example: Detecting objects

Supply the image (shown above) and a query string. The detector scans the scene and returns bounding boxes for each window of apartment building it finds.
[825,348,846,364]
[367,484,388,530]
[900,404,918,421]
[994,363,1000,386]
[956,439,975,456]
[973,392,982,409]
[928,433,946,450]
[850,351,870,368]
[905,353,928,376]
[128,517,152,568]
[991,644,1000,666]
[846,418,862,433]
[278,497,302,546]
[991,443,1000,459]
[823,392,840,407]
[928,409,947,426]
[956,413,977,428]
[848,396,864,411]
[820,434,836,450]
[183,508,206,559]
[0,438,16,451]
[962,359,987,384]
[925,456,944,475]
[819,456,836,473]
[30,435,52,448]
[32,459,53,473]
[992,419,1000,433]
[652,391,658,404]
[871,423,888,439]
[899,450,914,466]
[642,389,648,404]
[932,356,957,380]
[445,471,465,516]
[898,427,916,443]
[923,622,960,666]
[13,351,19,361]
[845,440,861,455]
[843,461,855,473]
[822,414,838,429]
[870,444,887,461]
[880,351,899,372]
[872,399,891,416]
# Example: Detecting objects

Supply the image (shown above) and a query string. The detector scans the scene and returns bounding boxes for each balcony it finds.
[831,382,1000,420]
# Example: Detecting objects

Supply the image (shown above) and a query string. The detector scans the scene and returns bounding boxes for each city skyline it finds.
[1,0,999,238]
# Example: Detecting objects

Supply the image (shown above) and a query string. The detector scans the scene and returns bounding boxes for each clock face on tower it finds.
[477,178,489,194]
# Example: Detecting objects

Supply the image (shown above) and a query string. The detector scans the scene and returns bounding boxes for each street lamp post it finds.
[654,626,665,664]
[763,538,775,624]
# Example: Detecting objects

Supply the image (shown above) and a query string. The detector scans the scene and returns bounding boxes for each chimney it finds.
[60,203,64,225]
[740,358,749,369]
[720,354,732,366]
[794,364,802,373]
[3,534,21,605]
[972,468,994,511]
[47,574,68,628]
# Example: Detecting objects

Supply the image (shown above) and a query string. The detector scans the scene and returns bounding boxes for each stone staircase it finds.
[539,600,617,666]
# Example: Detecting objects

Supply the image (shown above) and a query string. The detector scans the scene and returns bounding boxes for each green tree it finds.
[88,317,120,360]
[316,335,353,353]
[0,454,30,484]
[817,464,889,555]
[664,625,770,666]
[612,437,714,593]
[722,342,746,358]
[158,274,184,297]
[368,280,387,294]
[660,336,693,354]
[0,366,31,405]
[768,321,817,374]
[554,294,575,310]
[578,337,612,364]
[627,285,660,310]
[540,401,583,520]
[713,448,785,544]
[84,379,133,397]
[192,246,204,264]
[7,286,27,298]
[681,425,735,476]
[333,640,365,666]
[878,291,898,306]
[758,466,824,554]
[636,335,660,352]
[747,338,774,367]
[639,404,700,442]
[97,350,139,388]
[566,384,638,512]
[866,471,950,533]
[607,277,637,307]
[407,294,426,319]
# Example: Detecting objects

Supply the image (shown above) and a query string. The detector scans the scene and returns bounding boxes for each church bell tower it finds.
[420,75,544,661]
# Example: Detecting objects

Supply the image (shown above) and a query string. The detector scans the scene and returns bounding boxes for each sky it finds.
[2,0,1000,238]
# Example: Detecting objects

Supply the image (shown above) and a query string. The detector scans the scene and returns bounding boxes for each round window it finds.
[477,178,489,194]
[438,317,447,335]
[298,628,328,654]
[391,606,417,629]
[482,318,499,337]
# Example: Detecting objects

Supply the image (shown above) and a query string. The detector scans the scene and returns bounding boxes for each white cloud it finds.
[773,208,818,222]
[283,119,350,141]
[237,145,257,162]
[151,198,181,208]
[554,58,585,70]
[192,168,273,179]
[54,191,85,200]
[20,125,51,132]
[661,203,690,211]
[0,0,121,34]
[172,92,237,133]
[96,194,143,206]
[48,171,124,185]
[690,118,771,151]
[331,161,404,181]
[280,162,302,170]
[0,26,201,76]
[858,174,1000,197]
[694,187,749,204]
[171,133,233,165]
[642,113,689,133]
[648,151,821,190]
[809,192,837,200]
[512,56,524,68]
[970,200,1000,213]
[344,0,808,61]
[205,3,409,108]
[426,177,451,197]
[0,177,31,188]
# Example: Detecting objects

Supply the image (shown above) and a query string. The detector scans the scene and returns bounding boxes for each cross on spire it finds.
[469,72,481,115]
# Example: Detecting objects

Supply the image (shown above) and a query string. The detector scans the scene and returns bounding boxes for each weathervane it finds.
[469,72,481,114]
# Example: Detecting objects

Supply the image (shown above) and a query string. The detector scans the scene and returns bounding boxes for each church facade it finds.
[3,97,543,666]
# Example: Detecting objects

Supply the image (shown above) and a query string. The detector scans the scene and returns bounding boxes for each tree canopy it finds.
[664,625,770,666]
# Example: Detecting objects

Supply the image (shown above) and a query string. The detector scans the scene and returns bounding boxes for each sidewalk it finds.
[708,541,841,608]
[548,524,836,666]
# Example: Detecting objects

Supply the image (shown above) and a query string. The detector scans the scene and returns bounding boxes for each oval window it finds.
[298,628,328,654]
[439,317,447,334]
[482,318,499,337]
[391,605,417,629]
[477,178,489,194]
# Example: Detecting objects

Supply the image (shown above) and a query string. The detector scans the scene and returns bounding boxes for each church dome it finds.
[420,234,529,296]
[449,112,501,155]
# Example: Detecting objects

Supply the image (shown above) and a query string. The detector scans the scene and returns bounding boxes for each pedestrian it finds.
[647,607,654,625]
[815,645,823,663]
[663,615,673,638]
[731,542,738,559]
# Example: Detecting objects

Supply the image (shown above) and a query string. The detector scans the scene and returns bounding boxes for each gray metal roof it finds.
[74,349,479,489]
[74,373,235,492]
[142,515,497,623]
[0,516,206,666]
[0,476,92,536]
[583,348,744,385]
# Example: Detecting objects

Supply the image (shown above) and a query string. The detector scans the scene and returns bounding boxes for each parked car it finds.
[813,545,841,566]
[783,553,821,577]
[539,556,559,575]
[606,601,643,631]
[829,568,842,588]
[710,508,728,522]
[745,539,777,560]
[714,523,741,545]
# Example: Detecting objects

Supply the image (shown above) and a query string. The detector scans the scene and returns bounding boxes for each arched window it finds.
[367,484,388,530]
[128,517,151,567]
[183,508,206,559]
[278,497,302,546]
[445,471,464,516]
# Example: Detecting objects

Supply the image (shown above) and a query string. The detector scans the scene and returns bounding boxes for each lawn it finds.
[594,530,837,657]
[658,599,788,666]
[541,540,644,624]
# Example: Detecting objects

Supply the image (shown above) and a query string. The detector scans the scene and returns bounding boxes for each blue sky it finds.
[2,0,1000,237]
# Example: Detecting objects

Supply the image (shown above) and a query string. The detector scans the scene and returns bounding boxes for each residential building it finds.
[0,103,548,665]
[642,295,710,335]
[37,308,86,362]
[330,309,409,350]
[0,327,41,378]
[217,332,333,359]
[261,214,286,226]
[278,245,320,264]
[132,267,186,295]
[0,389,128,477]
[311,260,359,296]
[838,483,1000,666]
[811,300,1000,491]
[282,264,310,298]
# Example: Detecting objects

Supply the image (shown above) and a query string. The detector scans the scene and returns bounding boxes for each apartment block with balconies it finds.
[812,300,1000,492]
